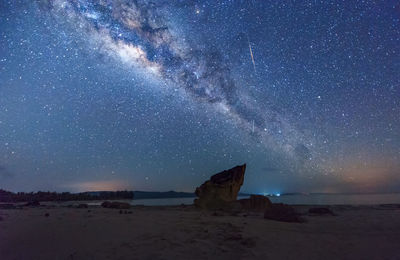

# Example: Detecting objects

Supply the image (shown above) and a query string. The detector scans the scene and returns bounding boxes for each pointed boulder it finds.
[194,164,246,209]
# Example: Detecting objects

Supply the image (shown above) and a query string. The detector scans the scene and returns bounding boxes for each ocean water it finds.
[268,193,400,205]
[125,193,400,206]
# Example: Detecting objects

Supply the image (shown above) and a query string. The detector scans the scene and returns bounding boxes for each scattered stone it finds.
[0,203,16,209]
[77,204,88,209]
[264,203,304,223]
[238,195,272,211]
[25,200,40,207]
[308,207,335,216]
[194,164,246,209]
[101,201,131,209]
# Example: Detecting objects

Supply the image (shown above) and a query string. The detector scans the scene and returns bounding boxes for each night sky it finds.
[0,0,399,194]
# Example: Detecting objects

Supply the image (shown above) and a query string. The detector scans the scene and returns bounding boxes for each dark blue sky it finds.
[0,0,399,193]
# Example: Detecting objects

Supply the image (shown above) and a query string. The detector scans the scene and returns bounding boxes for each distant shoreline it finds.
[0,188,254,203]
[2,188,400,204]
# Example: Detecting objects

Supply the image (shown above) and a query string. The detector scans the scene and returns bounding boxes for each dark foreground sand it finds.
[1,204,400,260]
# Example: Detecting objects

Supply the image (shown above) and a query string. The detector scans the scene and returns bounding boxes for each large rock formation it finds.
[194,164,246,209]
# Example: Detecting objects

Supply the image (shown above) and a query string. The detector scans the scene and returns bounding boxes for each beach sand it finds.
[1,204,400,259]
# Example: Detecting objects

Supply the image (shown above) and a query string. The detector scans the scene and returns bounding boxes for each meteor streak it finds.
[248,36,256,73]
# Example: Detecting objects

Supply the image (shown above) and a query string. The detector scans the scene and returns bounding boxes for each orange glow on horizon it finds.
[332,159,400,192]
[64,180,133,192]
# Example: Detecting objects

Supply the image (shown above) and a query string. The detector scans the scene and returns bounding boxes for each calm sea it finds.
[124,193,400,206]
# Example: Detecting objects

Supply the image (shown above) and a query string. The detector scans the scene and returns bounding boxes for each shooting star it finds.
[248,36,256,73]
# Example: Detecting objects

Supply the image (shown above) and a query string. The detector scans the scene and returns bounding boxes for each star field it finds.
[0,0,399,193]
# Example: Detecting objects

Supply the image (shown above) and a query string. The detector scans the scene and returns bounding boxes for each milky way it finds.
[43,0,314,165]
[1,0,399,193]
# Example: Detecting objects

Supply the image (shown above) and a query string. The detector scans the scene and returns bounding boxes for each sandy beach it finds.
[1,203,400,260]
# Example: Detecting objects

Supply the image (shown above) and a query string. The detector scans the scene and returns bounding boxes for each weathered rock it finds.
[264,203,304,223]
[308,207,335,216]
[194,164,246,209]
[238,195,272,211]
[101,201,131,209]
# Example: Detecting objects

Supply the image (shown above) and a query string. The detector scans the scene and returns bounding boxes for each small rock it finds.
[308,207,335,216]
[264,203,304,223]
[77,204,88,209]
[44,213,49,217]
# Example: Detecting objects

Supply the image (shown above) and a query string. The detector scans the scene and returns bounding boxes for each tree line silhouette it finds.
[0,189,134,203]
